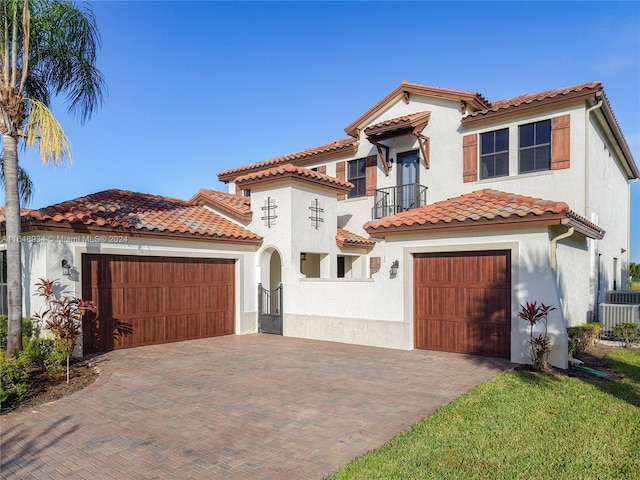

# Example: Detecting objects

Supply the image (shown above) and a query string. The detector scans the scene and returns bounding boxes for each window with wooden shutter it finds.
[519,119,551,173]
[366,154,377,196]
[317,165,327,174]
[336,161,346,200]
[551,114,570,170]
[463,134,478,182]
[347,158,367,198]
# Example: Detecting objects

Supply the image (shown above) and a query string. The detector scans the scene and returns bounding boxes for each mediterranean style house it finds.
[2,80,637,369]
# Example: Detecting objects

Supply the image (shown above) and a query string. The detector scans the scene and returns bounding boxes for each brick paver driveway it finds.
[1,334,512,479]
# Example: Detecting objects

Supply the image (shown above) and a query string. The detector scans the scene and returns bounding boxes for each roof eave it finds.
[189,192,253,222]
[345,83,488,137]
[365,213,604,239]
[598,92,640,179]
[18,220,264,246]
[217,141,359,182]
[335,238,374,251]
[461,89,598,128]
[236,173,352,195]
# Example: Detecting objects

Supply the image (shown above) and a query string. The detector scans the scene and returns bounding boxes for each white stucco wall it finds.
[278,225,574,369]
[587,112,632,299]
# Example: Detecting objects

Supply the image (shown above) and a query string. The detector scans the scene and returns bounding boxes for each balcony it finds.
[372,183,428,219]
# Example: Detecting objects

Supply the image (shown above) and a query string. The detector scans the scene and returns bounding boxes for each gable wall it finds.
[587,113,632,298]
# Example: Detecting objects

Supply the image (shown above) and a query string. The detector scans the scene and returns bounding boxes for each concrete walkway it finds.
[1,334,512,479]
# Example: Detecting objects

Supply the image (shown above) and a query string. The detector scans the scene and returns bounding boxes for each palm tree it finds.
[1,156,34,205]
[1,0,105,356]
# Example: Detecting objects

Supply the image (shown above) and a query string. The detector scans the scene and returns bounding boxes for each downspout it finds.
[550,226,575,273]
[584,97,603,218]
[550,226,575,366]
[628,178,639,288]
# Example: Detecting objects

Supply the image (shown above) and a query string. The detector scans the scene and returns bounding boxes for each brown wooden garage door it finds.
[414,250,511,358]
[82,254,235,353]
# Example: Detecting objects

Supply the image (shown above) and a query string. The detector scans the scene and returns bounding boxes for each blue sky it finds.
[10,1,640,260]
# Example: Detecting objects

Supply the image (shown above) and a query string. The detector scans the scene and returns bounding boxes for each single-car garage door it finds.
[414,250,511,358]
[82,254,235,353]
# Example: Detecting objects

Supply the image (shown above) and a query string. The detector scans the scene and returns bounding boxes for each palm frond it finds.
[23,97,71,165]
[28,0,106,122]
[0,155,34,205]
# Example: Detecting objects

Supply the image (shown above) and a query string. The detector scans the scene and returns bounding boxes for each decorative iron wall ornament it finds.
[309,198,324,229]
[261,197,277,228]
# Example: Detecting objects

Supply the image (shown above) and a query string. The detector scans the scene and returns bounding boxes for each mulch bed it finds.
[567,343,625,382]
[1,360,99,415]
[514,343,625,382]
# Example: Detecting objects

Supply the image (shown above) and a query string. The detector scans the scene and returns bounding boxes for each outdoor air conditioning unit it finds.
[599,303,640,335]
[605,290,640,304]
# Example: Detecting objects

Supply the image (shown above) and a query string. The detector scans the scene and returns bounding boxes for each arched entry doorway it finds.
[259,247,283,335]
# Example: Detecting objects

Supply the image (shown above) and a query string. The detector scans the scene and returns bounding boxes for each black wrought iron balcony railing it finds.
[372,183,428,219]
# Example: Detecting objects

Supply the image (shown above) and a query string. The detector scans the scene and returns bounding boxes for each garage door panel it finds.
[83,254,235,353]
[206,286,232,309]
[166,286,200,311]
[414,251,511,358]
[113,315,164,348]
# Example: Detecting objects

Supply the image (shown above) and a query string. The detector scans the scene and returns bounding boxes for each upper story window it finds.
[519,119,551,173]
[480,128,509,179]
[347,158,366,198]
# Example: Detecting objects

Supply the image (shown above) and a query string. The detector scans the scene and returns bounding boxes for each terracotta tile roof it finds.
[218,137,358,181]
[336,228,375,249]
[364,111,431,137]
[0,207,33,221]
[364,189,604,239]
[345,81,490,137]
[8,189,262,244]
[464,82,602,122]
[188,188,252,222]
[235,164,353,193]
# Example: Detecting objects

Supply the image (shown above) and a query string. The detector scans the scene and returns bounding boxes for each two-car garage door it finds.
[82,254,235,354]
[414,251,511,358]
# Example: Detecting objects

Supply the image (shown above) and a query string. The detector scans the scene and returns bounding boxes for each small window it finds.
[347,158,366,198]
[337,256,345,278]
[519,120,551,173]
[480,128,509,179]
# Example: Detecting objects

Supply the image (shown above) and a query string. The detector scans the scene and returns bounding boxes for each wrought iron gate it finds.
[258,283,283,335]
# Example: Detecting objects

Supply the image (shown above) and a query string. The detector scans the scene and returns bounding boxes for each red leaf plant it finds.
[31,279,96,380]
[518,301,556,372]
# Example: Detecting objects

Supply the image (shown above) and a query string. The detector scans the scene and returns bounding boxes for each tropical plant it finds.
[0,155,34,204]
[518,301,556,372]
[31,277,95,382]
[1,0,105,356]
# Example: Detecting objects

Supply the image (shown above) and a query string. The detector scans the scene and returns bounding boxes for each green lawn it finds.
[328,350,640,480]
[630,281,640,290]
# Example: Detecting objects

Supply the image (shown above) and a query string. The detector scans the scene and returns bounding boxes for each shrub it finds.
[0,315,37,351]
[567,323,602,354]
[0,351,29,407]
[21,336,66,372]
[612,322,640,348]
